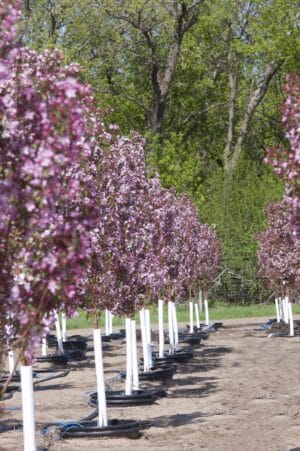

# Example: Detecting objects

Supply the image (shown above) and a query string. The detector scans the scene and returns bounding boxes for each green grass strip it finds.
[66,302,300,330]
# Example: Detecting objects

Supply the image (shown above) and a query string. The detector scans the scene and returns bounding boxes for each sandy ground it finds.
[1,316,300,451]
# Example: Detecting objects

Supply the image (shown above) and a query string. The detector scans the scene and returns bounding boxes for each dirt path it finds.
[1,317,300,450]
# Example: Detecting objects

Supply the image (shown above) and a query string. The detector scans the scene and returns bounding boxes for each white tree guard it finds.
[105,309,109,336]
[21,365,36,451]
[8,349,14,374]
[168,301,174,355]
[204,299,210,326]
[55,313,64,355]
[189,301,194,334]
[194,302,200,329]
[5,322,15,374]
[139,308,149,372]
[131,320,139,390]
[283,297,289,324]
[93,329,108,427]
[288,303,294,336]
[109,312,114,335]
[278,298,282,321]
[41,338,47,357]
[145,309,153,368]
[125,318,133,395]
[172,302,179,351]
[62,312,67,342]
[158,299,164,358]
[275,298,280,322]
[199,289,203,312]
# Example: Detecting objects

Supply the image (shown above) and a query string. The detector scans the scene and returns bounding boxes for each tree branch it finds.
[224,47,238,168]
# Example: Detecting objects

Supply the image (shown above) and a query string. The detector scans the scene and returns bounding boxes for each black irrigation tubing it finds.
[0,369,71,401]
[0,369,70,385]
[33,370,70,386]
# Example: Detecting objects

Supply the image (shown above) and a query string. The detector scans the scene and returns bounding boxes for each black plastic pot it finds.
[165,335,201,346]
[57,340,87,351]
[120,365,176,381]
[36,354,69,365]
[105,332,125,340]
[178,333,202,343]
[182,328,209,340]
[181,336,201,345]
[47,334,60,347]
[88,389,159,407]
[98,335,111,343]
[68,334,90,342]
[44,419,144,439]
[153,347,194,362]
[64,350,87,361]
[141,360,177,371]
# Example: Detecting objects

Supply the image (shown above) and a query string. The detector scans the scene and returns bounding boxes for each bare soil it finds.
[1,316,300,451]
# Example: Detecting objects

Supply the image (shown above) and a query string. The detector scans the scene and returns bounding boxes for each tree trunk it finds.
[224,61,282,173]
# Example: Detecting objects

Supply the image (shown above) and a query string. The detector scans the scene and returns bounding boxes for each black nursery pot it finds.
[153,352,193,364]
[166,335,201,345]
[178,335,201,345]
[58,340,87,351]
[120,365,176,381]
[53,419,143,439]
[89,389,160,407]
[105,332,125,340]
[36,354,69,365]
[183,328,209,339]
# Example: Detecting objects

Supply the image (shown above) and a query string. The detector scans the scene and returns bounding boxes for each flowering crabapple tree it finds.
[145,178,185,302]
[176,194,221,300]
[145,184,220,303]
[258,75,299,299]
[257,201,299,298]
[84,131,168,321]
[0,0,99,365]
[265,74,300,236]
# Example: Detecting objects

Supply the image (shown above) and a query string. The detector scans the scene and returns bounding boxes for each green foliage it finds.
[147,132,204,201]
[199,157,284,281]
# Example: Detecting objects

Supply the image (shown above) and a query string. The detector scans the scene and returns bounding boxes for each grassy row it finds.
[66,302,300,330]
